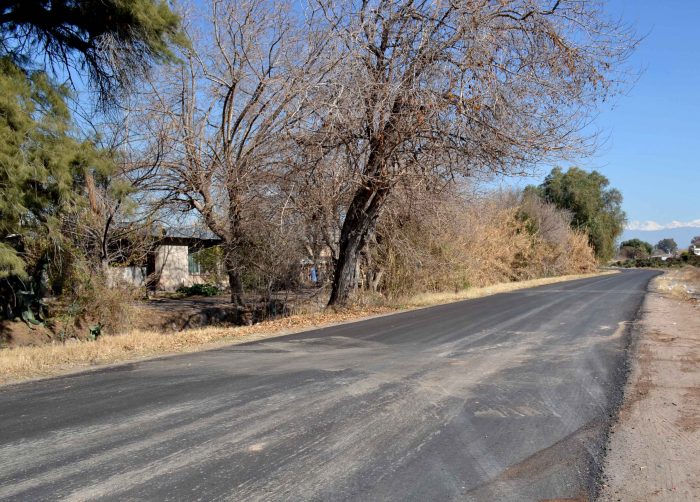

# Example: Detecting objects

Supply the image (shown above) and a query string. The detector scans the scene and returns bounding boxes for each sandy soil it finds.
[599,268,700,501]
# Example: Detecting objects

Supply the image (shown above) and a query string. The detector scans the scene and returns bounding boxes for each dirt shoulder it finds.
[599,267,700,501]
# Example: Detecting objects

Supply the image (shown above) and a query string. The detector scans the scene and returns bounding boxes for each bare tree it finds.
[60,111,160,280]
[139,0,326,304]
[283,147,353,276]
[302,0,635,306]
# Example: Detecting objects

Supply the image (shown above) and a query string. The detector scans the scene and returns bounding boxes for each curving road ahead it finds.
[0,270,658,501]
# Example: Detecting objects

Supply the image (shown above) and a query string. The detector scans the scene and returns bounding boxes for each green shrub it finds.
[612,255,699,269]
[176,283,220,297]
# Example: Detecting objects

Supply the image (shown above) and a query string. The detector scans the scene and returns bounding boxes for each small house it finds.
[108,228,225,292]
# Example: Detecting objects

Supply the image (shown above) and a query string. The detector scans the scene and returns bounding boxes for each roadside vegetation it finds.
[526,167,626,262]
[1,1,638,352]
[655,266,700,301]
[176,284,221,298]
[615,255,700,269]
[613,234,700,268]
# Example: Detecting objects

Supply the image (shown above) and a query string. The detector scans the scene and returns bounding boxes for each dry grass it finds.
[401,270,617,308]
[0,306,392,386]
[0,271,615,386]
[654,266,700,301]
[375,192,598,298]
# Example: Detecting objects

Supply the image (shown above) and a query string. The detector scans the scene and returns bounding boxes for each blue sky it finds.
[595,0,700,233]
[530,0,699,235]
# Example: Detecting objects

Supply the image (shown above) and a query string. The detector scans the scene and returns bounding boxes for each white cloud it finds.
[626,219,700,231]
[626,221,663,231]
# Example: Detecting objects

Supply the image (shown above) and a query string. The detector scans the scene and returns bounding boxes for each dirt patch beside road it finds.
[599,267,700,501]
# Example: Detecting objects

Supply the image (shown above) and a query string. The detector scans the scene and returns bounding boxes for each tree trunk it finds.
[328,184,388,306]
[370,269,383,292]
[101,258,111,288]
[327,230,362,306]
[225,187,245,306]
[225,251,244,306]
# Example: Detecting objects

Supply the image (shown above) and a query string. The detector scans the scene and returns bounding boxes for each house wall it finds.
[107,242,227,292]
[155,245,192,291]
[154,245,228,291]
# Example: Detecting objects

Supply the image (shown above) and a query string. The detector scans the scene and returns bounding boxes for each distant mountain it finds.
[621,227,699,249]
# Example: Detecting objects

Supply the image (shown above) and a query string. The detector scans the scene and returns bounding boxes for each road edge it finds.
[590,270,663,500]
[0,270,617,389]
[596,267,700,500]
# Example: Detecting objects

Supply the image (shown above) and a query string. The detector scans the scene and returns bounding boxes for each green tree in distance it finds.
[656,238,677,254]
[0,0,184,103]
[529,167,626,262]
[619,238,652,259]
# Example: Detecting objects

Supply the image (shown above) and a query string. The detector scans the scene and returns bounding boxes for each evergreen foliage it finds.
[0,58,79,279]
[529,167,626,262]
[619,238,653,259]
[656,238,677,254]
[0,0,184,102]
[0,57,117,288]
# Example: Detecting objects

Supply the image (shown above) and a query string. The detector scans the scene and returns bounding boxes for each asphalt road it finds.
[0,270,659,501]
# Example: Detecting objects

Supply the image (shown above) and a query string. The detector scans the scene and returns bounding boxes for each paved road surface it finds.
[0,270,658,501]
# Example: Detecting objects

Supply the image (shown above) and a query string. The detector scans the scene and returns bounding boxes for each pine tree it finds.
[0,58,84,279]
[0,0,184,103]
